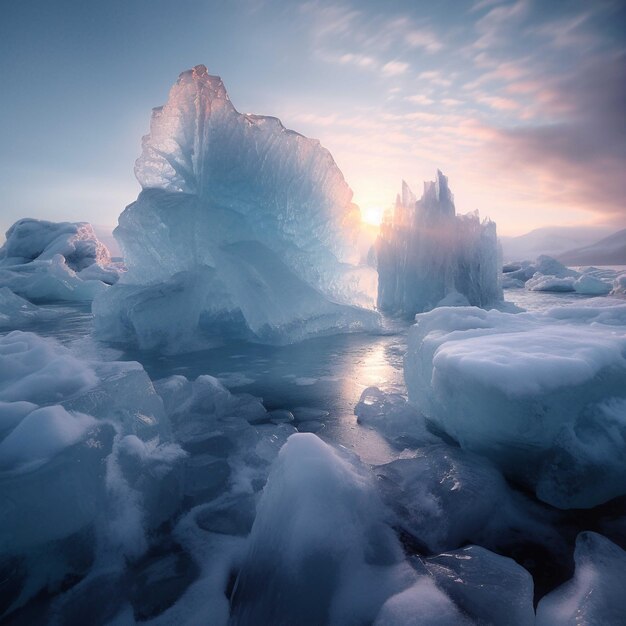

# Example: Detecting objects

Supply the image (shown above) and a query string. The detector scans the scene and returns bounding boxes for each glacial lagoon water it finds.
[28,288,617,467]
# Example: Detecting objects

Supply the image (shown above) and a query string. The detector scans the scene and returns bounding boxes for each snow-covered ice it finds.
[230,433,414,626]
[0,219,121,303]
[502,254,616,295]
[0,331,182,615]
[0,219,111,270]
[404,301,626,508]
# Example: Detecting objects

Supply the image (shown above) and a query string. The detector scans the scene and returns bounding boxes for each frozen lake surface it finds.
[30,289,613,467]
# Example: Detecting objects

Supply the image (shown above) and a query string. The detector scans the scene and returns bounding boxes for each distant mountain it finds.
[500,226,613,262]
[558,228,626,266]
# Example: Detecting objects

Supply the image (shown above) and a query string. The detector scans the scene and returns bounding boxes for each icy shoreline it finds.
[1,288,625,623]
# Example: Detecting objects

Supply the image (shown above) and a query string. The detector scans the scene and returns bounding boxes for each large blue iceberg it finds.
[94,65,379,351]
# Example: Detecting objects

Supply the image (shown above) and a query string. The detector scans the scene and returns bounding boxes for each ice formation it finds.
[355,386,441,449]
[0,219,111,270]
[94,65,379,351]
[501,255,614,295]
[425,546,535,626]
[613,272,626,295]
[0,331,312,622]
[404,302,626,508]
[0,287,60,329]
[0,331,182,615]
[376,171,502,317]
[0,219,120,303]
[375,446,510,553]
[536,532,626,625]
[230,434,414,625]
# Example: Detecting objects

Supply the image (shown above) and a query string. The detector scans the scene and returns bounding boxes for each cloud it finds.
[405,28,443,53]
[405,94,434,105]
[480,51,626,222]
[529,10,605,51]
[473,0,530,49]
[338,53,377,69]
[382,61,409,76]
[478,95,519,110]
[470,0,505,13]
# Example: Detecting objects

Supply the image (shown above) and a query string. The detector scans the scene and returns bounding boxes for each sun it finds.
[360,205,385,227]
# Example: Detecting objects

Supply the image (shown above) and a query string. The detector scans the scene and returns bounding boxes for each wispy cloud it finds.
[382,61,409,76]
[285,0,626,231]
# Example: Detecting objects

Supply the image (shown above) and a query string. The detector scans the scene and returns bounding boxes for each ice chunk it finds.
[374,577,470,626]
[0,422,114,558]
[0,219,120,303]
[95,65,379,350]
[504,256,613,294]
[0,405,96,470]
[0,331,98,404]
[355,386,441,449]
[77,262,120,285]
[376,171,502,316]
[374,446,508,553]
[526,273,576,292]
[611,272,626,295]
[507,255,577,283]
[502,275,525,289]
[536,532,626,625]
[0,218,110,270]
[425,546,535,626]
[404,303,626,508]
[230,433,414,625]
[0,254,108,302]
[573,273,612,295]
[0,287,60,329]
[0,331,179,616]
[154,374,266,426]
[536,398,626,508]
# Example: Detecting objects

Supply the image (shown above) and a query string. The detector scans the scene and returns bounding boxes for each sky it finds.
[1,0,625,237]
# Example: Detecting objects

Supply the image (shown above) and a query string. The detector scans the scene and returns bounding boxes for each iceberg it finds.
[94,65,379,351]
[0,219,121,303]
[403,301,626,508]
[376,171,502,317]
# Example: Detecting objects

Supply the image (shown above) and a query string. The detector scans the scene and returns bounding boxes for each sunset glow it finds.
[1,1,624,238]
[360,205,386,227]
